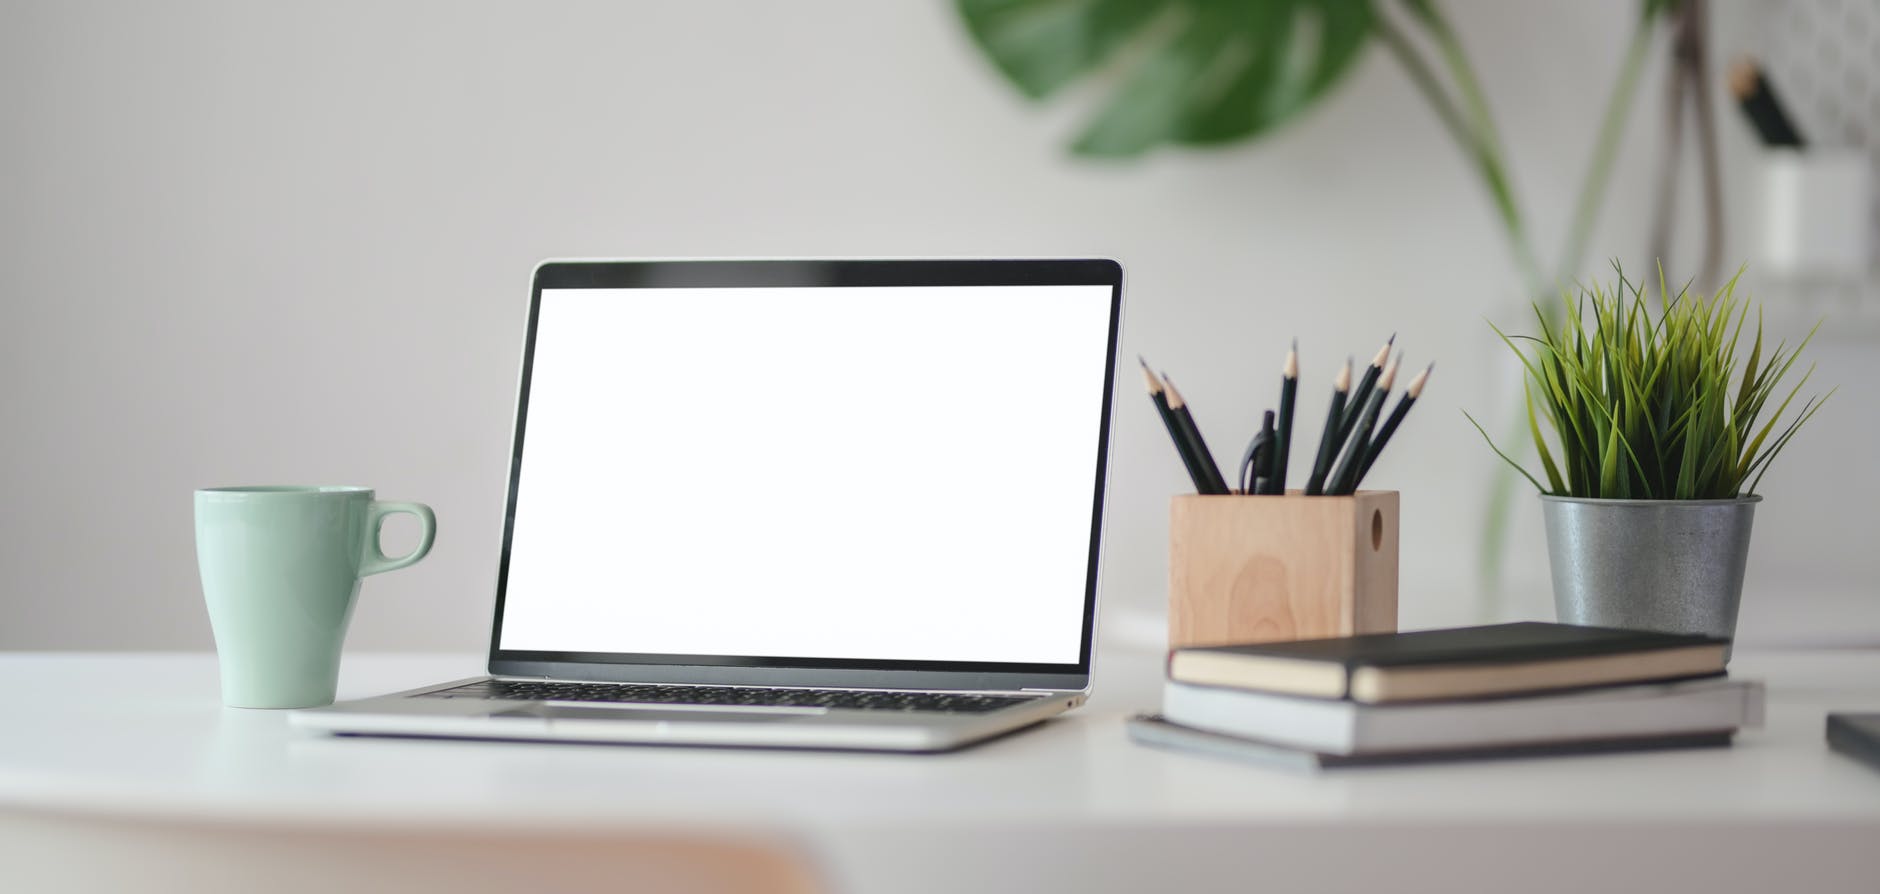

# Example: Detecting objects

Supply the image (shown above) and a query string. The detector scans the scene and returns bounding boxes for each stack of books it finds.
[1130,622,1763,770]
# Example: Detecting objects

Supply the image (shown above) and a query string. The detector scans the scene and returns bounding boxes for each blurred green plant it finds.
[956,0,1373,156]
[1467,268,1830,500]
[957,0,1672,294]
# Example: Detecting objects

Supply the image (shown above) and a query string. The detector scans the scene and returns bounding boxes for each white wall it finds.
[4,0,1875,652]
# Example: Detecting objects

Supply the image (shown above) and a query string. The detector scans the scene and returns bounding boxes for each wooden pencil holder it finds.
[1169,490,1399,649]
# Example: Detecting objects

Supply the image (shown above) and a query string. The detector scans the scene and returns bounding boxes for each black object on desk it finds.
[1827,713,1880,774]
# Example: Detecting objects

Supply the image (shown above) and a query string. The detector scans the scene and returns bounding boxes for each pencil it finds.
[1337,334,1394,446]
[1141,357,1214,494]
[1304,358,1352,496]
[1728,59,1804,148]
[1162,373,1231,495]
[1264,341,1298,495]
[1327,354,1400,496]
[1353,362,1432,488]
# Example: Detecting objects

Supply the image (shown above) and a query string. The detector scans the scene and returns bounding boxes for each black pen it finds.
[1265,341,1298,495]
[1304,358,1352,496]
[1337,335,1394,446]
[1141,358,1215,494]
[1328,354,1400,495]
[1354,362,1432,488]
[1162,373,1231,495]
[1239,409,1276,496]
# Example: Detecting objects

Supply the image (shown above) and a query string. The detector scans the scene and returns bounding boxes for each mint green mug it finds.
[195,486,436,709]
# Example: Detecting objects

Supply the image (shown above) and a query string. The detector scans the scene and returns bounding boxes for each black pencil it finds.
[1141,357,1214,494]
[1354,362,1432,488]
[1304,358,1352,496]
[1337,334,1394,445]
[1327,355,1400,496]
[1728,59,1805,148]
[1264,341,1298,495]
[1161,373,1231,495]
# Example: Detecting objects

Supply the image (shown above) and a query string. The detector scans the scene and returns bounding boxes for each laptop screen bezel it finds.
[486,259,1122,692]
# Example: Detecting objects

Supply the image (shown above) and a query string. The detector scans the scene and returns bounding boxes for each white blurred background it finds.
[3,0,1875,652]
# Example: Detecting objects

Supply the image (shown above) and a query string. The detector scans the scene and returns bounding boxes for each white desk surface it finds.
[6,646,1880,893]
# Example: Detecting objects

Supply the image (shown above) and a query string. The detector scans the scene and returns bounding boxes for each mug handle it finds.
[361,501,437,576]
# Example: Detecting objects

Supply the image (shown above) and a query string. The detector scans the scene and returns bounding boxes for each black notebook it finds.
[1168,622,1729,704]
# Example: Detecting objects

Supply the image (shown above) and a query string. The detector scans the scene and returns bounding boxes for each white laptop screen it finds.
[494,275,1117,667]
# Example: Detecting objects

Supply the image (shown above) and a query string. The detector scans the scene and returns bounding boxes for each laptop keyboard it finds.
[420,679,1039,714]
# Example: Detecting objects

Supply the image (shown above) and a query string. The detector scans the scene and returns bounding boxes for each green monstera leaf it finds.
[957,0,1376,156]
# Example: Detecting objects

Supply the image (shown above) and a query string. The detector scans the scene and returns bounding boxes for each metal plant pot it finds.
[1540,495,1761,659]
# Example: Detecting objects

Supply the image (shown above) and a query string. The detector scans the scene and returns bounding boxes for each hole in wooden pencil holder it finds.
[1168,490,1399,650]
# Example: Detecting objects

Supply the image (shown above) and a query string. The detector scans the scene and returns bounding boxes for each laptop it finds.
[292,258,1125,752]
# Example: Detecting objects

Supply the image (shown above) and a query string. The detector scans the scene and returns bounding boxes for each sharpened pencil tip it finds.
[1138,358,1164,393]
[1160,373,1186,407]
[1370,337,1393,368]
[1334,359,1351,391]
[1407,362,1434,397]
[1283,342,1298,378]
[1379,353,1402,390]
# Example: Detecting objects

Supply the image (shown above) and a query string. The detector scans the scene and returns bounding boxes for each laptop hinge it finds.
[495,674,1067,697]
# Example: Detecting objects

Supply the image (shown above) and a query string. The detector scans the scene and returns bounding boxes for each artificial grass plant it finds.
[1468,267,1831,500]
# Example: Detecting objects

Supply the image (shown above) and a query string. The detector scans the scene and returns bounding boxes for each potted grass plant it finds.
[1469,268,1831,655]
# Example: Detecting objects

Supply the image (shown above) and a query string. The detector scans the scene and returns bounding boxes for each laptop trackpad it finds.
[496,705,810,723]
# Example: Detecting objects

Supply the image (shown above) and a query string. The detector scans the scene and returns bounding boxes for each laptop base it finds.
[292,678,1083,753]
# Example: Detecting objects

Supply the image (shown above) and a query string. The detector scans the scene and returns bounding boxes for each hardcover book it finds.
[1127,713,1735,771]
[1161,675,1762,756]
[1168,622,1728,704]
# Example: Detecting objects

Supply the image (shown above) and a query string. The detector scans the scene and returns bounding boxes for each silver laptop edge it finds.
[292,258,1122,752]
[292,676,1089,752]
